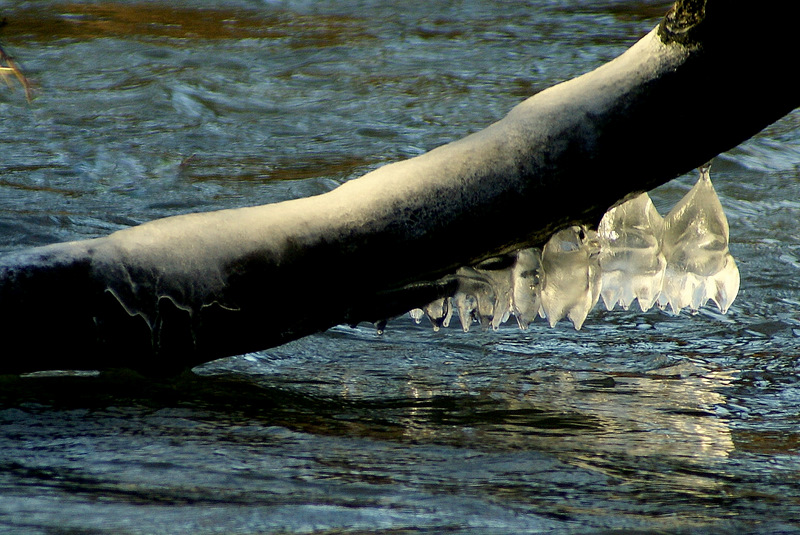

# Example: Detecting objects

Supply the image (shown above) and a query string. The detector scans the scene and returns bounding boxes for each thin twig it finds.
[0,42,33,102]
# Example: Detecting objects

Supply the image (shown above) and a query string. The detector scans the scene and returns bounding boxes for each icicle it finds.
[473,261,514,331]
[454,267,498,331]
[511,247,544,329]
[540,226,602,330]
[709,254,740,314]
[453,290,478,332]
[597,192,666,312]
[658,164,739,314]
[423,297,452,331]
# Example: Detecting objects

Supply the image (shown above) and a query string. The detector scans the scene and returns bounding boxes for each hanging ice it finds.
[422,297,453,331]
[426,249,547,332]
[597,192,666,312]
[409,308,425,324]
[511,248,544,329]
[453,258,514,331]
[452,267,496,331]
[658,165,740,314]
[408,298,453,331]
[452,285,480,332]
[406,163,739,333]
[539,226,602,330]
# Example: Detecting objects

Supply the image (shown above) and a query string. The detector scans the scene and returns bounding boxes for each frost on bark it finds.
[0,0,798,374]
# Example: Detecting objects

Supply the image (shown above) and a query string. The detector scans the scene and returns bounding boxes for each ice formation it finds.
[510,248,544,329]
[657,164,740,314]
[539,226,601,330]
[597,192,666,312]
[410,165,739,331]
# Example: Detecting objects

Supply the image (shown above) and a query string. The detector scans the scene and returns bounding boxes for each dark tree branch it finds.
[1,0,798,374]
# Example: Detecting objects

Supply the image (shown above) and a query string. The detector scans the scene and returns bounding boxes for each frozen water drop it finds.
[710,253,740,314]
[455,267,492,329]
[456,263,515,331]
[424,297,452,332]
[409,308,424,324]
[374,319,387,335]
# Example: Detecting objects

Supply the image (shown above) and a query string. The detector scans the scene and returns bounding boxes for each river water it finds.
[1,1,800,533]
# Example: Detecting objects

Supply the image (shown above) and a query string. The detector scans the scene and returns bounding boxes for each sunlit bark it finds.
[1,0,798,374]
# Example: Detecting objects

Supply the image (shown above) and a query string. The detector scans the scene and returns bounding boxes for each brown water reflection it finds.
[3,2,372,45]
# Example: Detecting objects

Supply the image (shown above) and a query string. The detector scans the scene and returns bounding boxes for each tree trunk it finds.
[1,0,798,374]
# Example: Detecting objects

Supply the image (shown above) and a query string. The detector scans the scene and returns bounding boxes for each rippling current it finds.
[2,1,800,533]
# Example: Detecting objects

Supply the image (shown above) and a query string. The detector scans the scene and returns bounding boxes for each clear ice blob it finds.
[454,265,505,331]
[540,226,602,330]
[511,247,544,329]
[658,164,740,314]
[597,192,666,312]
[453,267,491,331]
[452,289,478,332]
[474,261,515,331]
[423,297,452,331]
[447,252,545,332]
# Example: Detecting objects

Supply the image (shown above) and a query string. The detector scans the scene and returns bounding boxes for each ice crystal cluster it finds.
[410,166,740,331]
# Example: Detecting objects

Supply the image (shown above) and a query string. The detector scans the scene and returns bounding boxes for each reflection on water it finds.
[3,341,796,533]
[2,0,800,533]
[210,327,739,467]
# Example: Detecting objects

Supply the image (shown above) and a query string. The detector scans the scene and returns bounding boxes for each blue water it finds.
[1,1,800,533]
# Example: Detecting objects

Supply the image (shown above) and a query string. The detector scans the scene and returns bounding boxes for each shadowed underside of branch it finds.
[0,0,798,374]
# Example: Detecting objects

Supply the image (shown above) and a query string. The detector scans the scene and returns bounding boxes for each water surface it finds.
[1,1,800,533]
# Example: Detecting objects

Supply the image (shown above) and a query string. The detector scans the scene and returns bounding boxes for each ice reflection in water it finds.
[240,329,737,467]
[190,330,752,531]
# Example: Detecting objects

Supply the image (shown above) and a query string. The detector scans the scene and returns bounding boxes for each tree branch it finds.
[1,0,798,374]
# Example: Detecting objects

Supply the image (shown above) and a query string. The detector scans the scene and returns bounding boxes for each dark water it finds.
[2,1,800,533]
